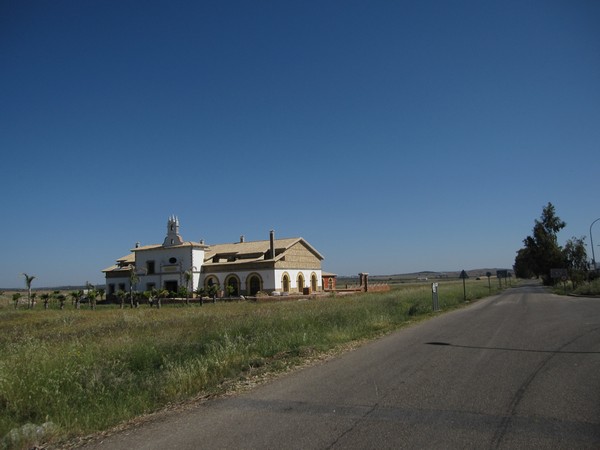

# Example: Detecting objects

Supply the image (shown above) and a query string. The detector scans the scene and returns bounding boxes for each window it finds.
[224,275,240,296]
[169,257,177,264]
[164,281,178,293]
[297,273,305,292]
[282,273,290,292]
[146,261,155,274]
[311,273,318,292]
[247,274,262,296]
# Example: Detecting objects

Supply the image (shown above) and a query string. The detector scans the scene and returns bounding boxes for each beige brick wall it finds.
[275,242,321,269]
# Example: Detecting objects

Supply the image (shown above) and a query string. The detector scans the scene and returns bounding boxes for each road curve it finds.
[81,282,600,449]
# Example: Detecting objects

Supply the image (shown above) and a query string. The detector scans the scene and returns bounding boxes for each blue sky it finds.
[1,1,599,288]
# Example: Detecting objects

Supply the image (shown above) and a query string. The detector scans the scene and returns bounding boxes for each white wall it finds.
[133,246,204,292]
[274,269,322,292]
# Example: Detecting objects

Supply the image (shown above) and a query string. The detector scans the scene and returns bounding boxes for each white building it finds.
[102,216,324,298]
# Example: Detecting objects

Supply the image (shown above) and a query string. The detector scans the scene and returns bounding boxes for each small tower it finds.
[163,215,184,247]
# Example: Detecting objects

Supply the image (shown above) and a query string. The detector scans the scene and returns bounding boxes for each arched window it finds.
[224,274,240,296]
[311,273,318,292]
[282,273,290,292]
[297,273,305,293]
[204,276,219,290]
[247,274,262,296]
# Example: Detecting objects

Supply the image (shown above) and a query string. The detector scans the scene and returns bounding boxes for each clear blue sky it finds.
[1,1,599,288]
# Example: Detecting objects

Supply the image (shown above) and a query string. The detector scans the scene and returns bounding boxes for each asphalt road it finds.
[82,282,600,449]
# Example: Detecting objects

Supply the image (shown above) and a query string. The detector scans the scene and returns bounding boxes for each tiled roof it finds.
[105,237,323,271]
[204,237,323,265]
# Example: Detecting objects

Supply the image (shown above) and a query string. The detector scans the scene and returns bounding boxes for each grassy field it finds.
[0,279,506,449]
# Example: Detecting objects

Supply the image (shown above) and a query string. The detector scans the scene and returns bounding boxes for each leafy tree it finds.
[226,284,236,298]
[12,292,21,309]
[97,287,105,302]
[514,203,566,285]
[196,287,205,306]
[21,273,36,308]
[563,236,589,288]
[208,283,220,303]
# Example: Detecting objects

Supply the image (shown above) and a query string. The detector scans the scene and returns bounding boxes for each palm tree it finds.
[57,293,66,310]
[21,273,36,309]
[71,291,83,309]
[157,288,169,309]
[40,293,51,310]
[128,267,140,308]
[85,282,97,310]
[116,290,127,309]
[183,267,196,306]
[97,287,105,302]
[12,293,22,309]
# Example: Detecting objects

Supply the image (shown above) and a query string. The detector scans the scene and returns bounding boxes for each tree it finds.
[41,293,51,310]
[563,236,589,289]
[157,289,169,309]
[183,267,195,306]
[97,287,105,302]
[116,290,127,309]
[21,273,36,309]
[71,290,83,309]
[12,293,21,309]
[514,203,566,285]
[88,289,98,310]
[128,267,140,308]
[57,293,66,310]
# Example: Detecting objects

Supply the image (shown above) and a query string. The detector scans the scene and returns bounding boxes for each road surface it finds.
[82,282,600,449]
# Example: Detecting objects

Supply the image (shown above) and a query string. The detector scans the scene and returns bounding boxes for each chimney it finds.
[269,230,275,259]
[240,235,245,243]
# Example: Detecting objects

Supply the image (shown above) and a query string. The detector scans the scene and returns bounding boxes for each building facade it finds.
[102,217,324,298]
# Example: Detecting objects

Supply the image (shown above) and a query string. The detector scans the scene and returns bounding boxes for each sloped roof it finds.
[203,237,323,265]
[132,241,207,252]
[102,253,135,273]
[104,237,323,273]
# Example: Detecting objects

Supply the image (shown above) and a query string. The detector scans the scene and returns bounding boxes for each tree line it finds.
[513,202,590,286]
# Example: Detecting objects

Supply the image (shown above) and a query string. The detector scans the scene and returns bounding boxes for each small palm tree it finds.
[40,293,51,310]
[71,291,83,309]
[57,293,66,310]
[128,267,139,308]
[157,288,169,309]
[12,292,22,309]
[116,290,127,309]
[21,273,36,309]
[97,287,105,302]
[183,267,196,306]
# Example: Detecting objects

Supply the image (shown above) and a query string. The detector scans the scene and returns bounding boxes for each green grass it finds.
[0,279,505,449]
[572,278,600,296]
